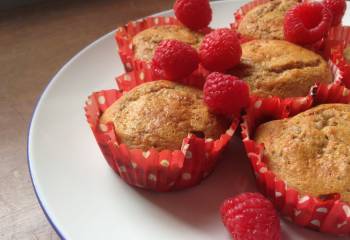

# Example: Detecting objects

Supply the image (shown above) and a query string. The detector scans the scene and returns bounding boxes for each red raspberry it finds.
[220,192,281,240]
[203,72,249,117]
[284,2,332,45]
[174,0,212,30]
[324,0,347,26]
[199,29,242,72]
[152,40,199,81]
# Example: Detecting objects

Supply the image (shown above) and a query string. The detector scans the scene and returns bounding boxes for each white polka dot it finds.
[298,98,307,105]
[126,62,132,69]
[343,88,349,97]
[298,196,310,204]
[135,183,144,188]
[343,205,350,218]
[87,98,92,105]
[142,151,151,159]
[168,181,176,187]
[139,71,145,80]
[182,173,191,180]
[124,74,131,81]
[148,174,157,181]
[185,151,192,159]
[254,100,262,109]
[275,192,282,197]
[310,219,320,227]
[129,43,133,50]
[181,143,190,153]
[337,221,348,229]
[165,17,170,23]
[226,128,234,136]
[99,123,108,132]
[98,96,106,104]
[160,159,170,167]
[316,207,328,213]
[154,17,159,24]
[131,162,137,168]
[205,138,213,142]
[294,210,301,216]
[119,166,127,173]
[259,167,267,173]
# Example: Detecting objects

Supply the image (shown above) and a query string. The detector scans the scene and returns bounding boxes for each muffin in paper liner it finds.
[241,83,350,235]
[84,73,238,192]
[230,0,325,51]
[115,16,210,72]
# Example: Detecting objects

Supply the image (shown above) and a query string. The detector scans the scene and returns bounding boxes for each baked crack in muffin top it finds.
[255,104,350,203]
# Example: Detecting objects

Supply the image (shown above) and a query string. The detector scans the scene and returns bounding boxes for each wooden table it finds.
[0,0,172,238]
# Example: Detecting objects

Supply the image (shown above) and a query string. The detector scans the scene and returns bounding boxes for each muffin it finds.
[100,80,228,150]
[254,103,350,203]
[229,39,332,98]
[237,0,299,40]
[132,25,204,62]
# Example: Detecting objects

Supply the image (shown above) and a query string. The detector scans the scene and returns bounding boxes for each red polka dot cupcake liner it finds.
[84,71,238,192]
[241,83,350,236]
[324,26,350,88]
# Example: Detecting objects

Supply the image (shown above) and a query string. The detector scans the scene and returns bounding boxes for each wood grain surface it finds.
[0,0,172,239]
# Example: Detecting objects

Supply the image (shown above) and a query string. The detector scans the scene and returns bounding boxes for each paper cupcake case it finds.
[324,26,350,88]
[241,83,350,236]
[84,73,238,192]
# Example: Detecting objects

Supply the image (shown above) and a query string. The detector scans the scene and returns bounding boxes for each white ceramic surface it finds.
[28,1,350,239]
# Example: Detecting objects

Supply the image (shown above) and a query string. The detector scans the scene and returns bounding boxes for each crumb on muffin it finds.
[254,104,350,203]
[100,80,229,150]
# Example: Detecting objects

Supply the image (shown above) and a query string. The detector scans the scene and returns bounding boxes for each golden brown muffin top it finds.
[132,25,204,62]
[229,40,332,98]
[237,0,299,40]
[255,104,350,203]
[100,80,228,151]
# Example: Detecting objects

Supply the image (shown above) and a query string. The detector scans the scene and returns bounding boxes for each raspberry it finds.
[174,0,212,30]
[203,72,249,117]
[324,0,347,26]
[284,2,332,45]
[152,40,199,81]
[199,29,242,72]
[220,192,281,240]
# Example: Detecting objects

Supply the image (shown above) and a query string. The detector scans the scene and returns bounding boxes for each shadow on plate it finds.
[134,135,256,229]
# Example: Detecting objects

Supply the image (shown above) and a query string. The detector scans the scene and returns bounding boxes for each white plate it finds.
[28,1,350,239]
